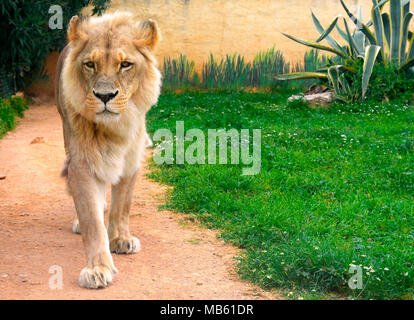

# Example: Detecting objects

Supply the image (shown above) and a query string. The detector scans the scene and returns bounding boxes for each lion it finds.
[55,12,161,289]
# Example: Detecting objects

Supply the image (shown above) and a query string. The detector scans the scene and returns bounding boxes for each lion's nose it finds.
[93,90,119,104]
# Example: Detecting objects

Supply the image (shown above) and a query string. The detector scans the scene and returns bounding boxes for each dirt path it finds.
[0,103,280,300]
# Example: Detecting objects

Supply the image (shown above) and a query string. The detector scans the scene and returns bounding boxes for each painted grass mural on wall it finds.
[161,48,327,92]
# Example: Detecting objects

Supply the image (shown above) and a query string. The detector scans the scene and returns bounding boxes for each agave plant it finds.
[277,0,414,102]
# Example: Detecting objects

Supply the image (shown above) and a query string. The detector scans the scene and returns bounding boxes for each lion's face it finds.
[64,14,161,124]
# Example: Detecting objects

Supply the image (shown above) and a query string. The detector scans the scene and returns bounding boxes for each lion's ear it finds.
[134,19,160,51]
[67,15,88,43]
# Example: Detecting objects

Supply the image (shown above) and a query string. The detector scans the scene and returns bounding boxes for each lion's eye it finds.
[120,61,133,69]
[84,62,95,69]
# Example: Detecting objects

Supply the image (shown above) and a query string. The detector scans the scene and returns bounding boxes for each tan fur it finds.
[55,12,161,289]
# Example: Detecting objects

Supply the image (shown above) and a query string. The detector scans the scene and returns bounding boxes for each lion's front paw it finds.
[78,265,117,289]
[110,236,141,254]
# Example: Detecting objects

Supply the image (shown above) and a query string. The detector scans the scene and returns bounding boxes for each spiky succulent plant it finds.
[278,0,414,102]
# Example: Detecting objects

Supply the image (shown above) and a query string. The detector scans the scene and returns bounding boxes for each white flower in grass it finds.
[384,268,389,271]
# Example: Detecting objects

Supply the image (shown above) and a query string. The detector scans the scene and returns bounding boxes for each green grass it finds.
[0,96,28,138]
[147,91,414,299]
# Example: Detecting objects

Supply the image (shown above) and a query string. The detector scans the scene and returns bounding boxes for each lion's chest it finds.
[92,139,144,185]
[70,114,146,185]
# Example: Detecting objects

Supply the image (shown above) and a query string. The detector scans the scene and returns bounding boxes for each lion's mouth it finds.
[96,109,119,116]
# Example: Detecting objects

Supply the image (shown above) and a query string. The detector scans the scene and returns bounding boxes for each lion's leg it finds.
[68,162,117,289]
[72,216,81,234]
[107,172,141,254]
[72,193,107,235]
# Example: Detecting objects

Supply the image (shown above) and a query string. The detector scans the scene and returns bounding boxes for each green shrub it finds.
[8,96,28,118]
[0,0,110,94]
[339,58,414,103]
[368,63,414,102]
[0,100,16,137]
[0,96,28,138]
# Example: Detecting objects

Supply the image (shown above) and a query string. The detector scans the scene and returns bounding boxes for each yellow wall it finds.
[102,0,372,69]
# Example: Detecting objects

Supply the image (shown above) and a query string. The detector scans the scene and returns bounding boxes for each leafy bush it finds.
[338,58,414,103]
[8,96,29,118]
[0,100,16,137]
[368,63,414,102]
[0,96,28,138]
[0,0,110,95]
